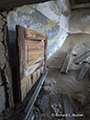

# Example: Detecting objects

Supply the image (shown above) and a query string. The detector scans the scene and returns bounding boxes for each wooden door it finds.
[16,25,48,101]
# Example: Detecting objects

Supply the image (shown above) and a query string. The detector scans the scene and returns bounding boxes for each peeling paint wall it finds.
[7,5,68,59]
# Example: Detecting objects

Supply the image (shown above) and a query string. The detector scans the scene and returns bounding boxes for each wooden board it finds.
[25,40,44,50]
[75,51,90,64]
[60,52,71,74]
[26,75,31,93]
[25,28,46,40]
[25,40,44,67]
[63,94,75,120]
[77,63,89,81]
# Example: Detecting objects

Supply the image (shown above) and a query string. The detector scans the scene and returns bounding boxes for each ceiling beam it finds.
[0,0,53,10]
[71,3,90,9]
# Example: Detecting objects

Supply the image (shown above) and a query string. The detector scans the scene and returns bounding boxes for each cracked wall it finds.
[0,11,13,113]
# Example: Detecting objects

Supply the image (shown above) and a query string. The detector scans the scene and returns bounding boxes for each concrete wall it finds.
[7,5,68,59]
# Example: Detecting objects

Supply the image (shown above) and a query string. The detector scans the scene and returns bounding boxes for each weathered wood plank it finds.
[75,51,90,64]
[21,79,27,101]
[25,40,44,50]
[33,71,37,84]
[19,69,49,120]
[77,63,89,81]
[26,75,31,93]
[25,60,44,76]
[63,94,75,120]
[25,28,46,40]
[26,50,44,60]
[26,57,44,67]
[60,52,71,74]
[44,35,48,70]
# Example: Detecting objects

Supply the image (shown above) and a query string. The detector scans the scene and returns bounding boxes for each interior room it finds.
[0,0,90,120]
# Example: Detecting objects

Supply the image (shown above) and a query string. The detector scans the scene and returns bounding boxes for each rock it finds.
[37,95,49,113]
[53,81,56,84]
[76,93,86,105]
[50,94,57,103]
[0,31,3,42]
[0,15,5,29]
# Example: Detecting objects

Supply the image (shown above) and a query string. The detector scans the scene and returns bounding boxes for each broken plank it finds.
[25,40,44,50]
[60,52,71,74]
[63,94,75,120]
[75,51,90,64]
[77,63,89,81]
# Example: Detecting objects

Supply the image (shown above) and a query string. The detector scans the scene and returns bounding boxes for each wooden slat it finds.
[75,51,90,64]
[25,40,44,50]
[26,49,44,61]
[19,69,49,120]
[40,66,44,74]
[44,35,48,70]
[33,71,37,84]
[26,75,31,93]
[26,57,44,67]
[25,60,44,77]
[60,52,71,74]
[21,79,27,101]
[25,28,46,40]
[77,63,89,81]
[63,94,75,120]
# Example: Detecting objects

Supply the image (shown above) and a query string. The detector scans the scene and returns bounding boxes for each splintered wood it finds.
[75,51,90,64]
[63,94,75,120]
[60,52,71,74]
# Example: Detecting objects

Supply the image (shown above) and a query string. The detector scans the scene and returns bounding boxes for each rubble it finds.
[51,103,63,114]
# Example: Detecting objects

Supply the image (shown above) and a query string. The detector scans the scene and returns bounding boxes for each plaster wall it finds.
[7,5,68,59]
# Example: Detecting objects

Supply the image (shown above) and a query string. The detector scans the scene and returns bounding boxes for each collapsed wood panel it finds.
[16,25,47,102]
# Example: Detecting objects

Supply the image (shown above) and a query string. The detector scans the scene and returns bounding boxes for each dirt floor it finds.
[1,33,90,120]
[30,33,90,120]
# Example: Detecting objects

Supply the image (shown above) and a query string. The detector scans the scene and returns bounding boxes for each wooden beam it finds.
[76,63,89,81]
[71,3,90,9]
[75,51,90,64]
[63,94,75,120]
[60,52,71,74]
[0,0,52,10]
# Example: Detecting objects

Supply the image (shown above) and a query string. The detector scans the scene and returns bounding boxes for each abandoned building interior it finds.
[0,0,90,120]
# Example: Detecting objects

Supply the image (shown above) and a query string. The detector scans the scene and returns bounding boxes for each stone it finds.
[50,94,57,103]
[37,95,49,113]
[0,31,3,42]
[0,15,5,29]
[76,93,86,105]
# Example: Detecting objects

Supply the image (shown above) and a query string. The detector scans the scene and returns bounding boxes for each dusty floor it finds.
[1,34,90,120]
[46,33,90,99]
[31,33,90,120]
